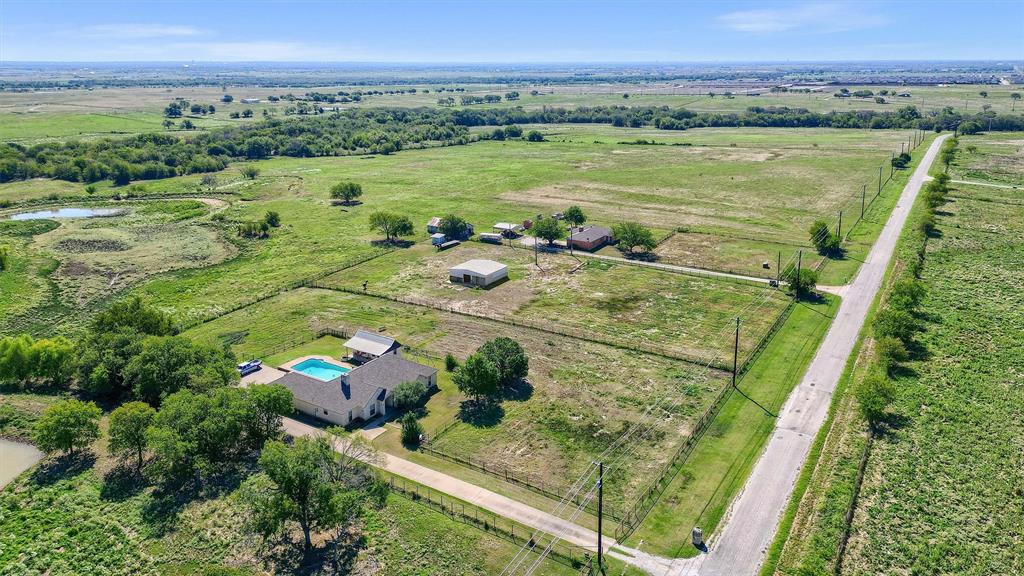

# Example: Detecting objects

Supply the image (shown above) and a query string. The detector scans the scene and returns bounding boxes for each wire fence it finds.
[175,247,395,332]
[304,282,730,371]
[385,475,594,571]
[416,442,624,523]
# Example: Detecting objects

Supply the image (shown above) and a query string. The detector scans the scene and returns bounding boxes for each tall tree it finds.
[368,211,414,243]
[531,216,565,245]
[563,205,587,228]
[34,399,101,456]
[108,401,156,471]
[612,222,657,253]
[243,384,294,449]
[247,436,373,550]
[477,337,528,387]
[452,353,499,401]
[330,181,363,204]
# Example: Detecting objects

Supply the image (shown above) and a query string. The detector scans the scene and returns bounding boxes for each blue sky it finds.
[1,1,1022,62]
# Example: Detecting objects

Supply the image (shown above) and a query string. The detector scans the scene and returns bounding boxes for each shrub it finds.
[874,308,919,344]
[330,181,363,204]
[264,211,281,227]
[444,353,459,372]
[400,412,423,445]
[241,166,260,179]
[782,263,818,297]
[393,380,428,410]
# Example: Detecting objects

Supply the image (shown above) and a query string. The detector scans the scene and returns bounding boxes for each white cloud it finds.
[82,23,205,39]
[717,2,887,34]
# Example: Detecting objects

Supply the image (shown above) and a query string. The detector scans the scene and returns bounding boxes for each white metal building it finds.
[449,259,508,287]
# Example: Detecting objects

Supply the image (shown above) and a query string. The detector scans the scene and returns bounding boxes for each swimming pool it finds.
[291,358,350,381]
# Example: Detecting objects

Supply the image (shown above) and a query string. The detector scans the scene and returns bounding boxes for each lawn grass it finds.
[625,293,839,558]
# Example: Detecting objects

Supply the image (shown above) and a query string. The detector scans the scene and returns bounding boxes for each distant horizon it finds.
[2,59,1022,65]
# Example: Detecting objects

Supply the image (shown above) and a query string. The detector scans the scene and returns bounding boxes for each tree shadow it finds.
[140,461,255,535]
[876,412,911,438]
[370,239,414,249]
[617,250,660,262]
[904,339,931,362]
[457,398,504,428]
[501,379,534,402]
[31,451,96,486]
[260,531,366,575]
[101,463,147,501]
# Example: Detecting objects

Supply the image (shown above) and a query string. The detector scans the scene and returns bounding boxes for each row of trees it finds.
[5,102,1016,185]
[855,152,957,429]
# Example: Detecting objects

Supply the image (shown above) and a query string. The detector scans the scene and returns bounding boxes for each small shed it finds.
[479,232,503,244]
[427,217,442,233]
[449,259,508,288]
[430,233,447,246]
[493,222,523,238]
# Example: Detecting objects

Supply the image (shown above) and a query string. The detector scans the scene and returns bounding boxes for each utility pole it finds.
[796,250,802,301]
[597,462,604,573]
[878,165,883,197]
[890,152,895,178]
[731,317,740,388]
[837,210,843,240]
[776,251,781,283]
[861,184,866,219]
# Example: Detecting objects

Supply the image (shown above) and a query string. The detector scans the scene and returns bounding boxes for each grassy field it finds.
[838,181,1024,575]
[0,199,236,335]
[950,131,1024,185]
[1,126,911,338]
[183,287,734,510]
[768,138,1024,575]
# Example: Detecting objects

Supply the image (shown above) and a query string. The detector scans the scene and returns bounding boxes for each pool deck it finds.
[278,355,355,373]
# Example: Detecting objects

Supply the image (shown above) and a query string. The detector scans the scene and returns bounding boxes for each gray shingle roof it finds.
[272,353,436,417]
[570,226,612,243]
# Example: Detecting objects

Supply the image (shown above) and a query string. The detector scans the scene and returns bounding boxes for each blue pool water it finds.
[292,358,350,381]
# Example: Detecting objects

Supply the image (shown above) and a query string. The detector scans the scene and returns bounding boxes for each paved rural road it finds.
[281,416,610,552]
[614,134,950,576]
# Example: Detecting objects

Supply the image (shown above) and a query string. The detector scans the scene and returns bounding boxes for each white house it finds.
[344,329,399,362]
[273,353,437,427]
[449,259,508,288]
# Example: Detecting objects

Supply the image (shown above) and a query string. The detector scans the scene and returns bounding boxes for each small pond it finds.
[0,439,43,488]
[9,207,122,221]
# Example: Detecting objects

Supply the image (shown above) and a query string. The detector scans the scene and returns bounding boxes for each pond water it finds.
[9,207,122,220]
[0,439,43,488]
